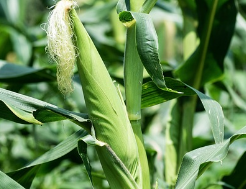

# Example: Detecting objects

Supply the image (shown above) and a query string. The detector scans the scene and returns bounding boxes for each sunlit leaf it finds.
[0,88,91,131]
[189,86,224,144]
[0,170,25,189]
[175,126,246,189]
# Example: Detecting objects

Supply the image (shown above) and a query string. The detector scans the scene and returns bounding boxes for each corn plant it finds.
[1,0,246,188]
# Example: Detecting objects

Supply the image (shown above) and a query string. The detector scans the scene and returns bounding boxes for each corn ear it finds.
[46,0,141,188]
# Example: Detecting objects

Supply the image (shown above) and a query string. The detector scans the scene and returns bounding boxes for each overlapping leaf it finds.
[119,11,167,89]
[175,0,237,86]
[141,78,195,108]
[0,88,91,131]
[175,126,246,189]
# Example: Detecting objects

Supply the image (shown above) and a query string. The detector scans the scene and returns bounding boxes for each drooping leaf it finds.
[0,170,25,189]
[0,88,91,131]
[119,11,167,89]
[132,12,166,89]
[175,0,237,86]
[188,86,224,144]
[175,126,246,189]
[141,78,195,108]
[0,60,56,83]
[222,151,246,189]
[141,79,224,144]
[7,129,88,188]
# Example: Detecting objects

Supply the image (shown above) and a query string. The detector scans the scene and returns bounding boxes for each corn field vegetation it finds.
[1,0,246,189]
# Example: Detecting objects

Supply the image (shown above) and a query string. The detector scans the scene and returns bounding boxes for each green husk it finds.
[69,2,141,188]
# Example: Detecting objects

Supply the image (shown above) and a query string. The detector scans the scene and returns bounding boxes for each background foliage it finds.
[1,0,246,188]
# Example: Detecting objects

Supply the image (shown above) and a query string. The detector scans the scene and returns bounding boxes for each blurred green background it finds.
[1,0,246,188]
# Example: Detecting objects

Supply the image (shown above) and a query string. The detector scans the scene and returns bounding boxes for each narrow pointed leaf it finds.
[188,86,224,144]
[0,88,91,131]
[175,126,246,189]
[77,140,93,188]
[7,129,88,188]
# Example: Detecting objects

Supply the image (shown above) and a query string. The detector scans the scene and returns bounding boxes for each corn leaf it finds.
[0,60,56,83]
[141,79,224,144]
[0,170,25,189]
[77,140,93,188]
[222,151,246,188]
[175,0,237,86]
[189,86,224,144]
[0,88,91,131]
[7,129,88,188]
[119,11,167,89]
[116,0,129,13]
[132,12,166,89]
[141,78,195,108]
[175,126,246,189]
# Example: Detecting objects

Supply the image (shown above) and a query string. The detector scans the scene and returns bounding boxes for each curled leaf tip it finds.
[119,11,135,27]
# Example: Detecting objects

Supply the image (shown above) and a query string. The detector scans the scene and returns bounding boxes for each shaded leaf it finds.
[77,140,93,188]
[119,11,166,89]
[0,60,56,83]
[222,151,246,189]
[175,126,246,189]
[141,77,195,108]
[132,12,166,89]
[175,0,237,86]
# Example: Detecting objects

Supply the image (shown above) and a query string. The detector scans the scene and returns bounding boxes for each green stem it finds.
[123,0,150,188]
[139,0,158,14]
[124,22,150,189]
[124,25,143,121]
[193,0,219,89]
